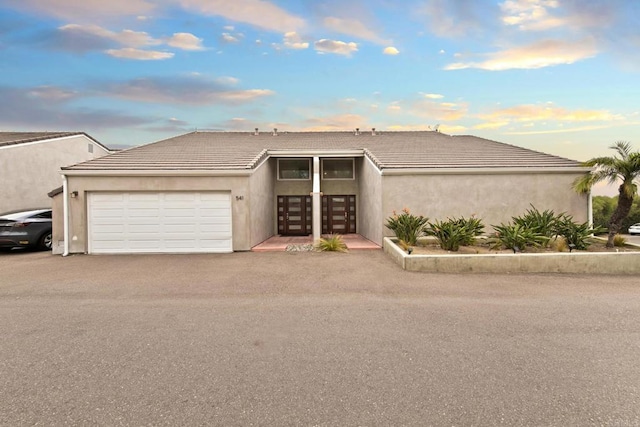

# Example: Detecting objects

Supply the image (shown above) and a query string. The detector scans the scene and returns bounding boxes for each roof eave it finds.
[61,169,254,177]
[380,166,593,175]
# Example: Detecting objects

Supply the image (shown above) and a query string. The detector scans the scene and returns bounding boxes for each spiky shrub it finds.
[315,234,348,252]
[613,234,627,247]
[512,205,561,243]
[450,216,485,246]
[555,215,603,250]
[424,216,485,251]
[491,223,549,253]
[385,208,428,246]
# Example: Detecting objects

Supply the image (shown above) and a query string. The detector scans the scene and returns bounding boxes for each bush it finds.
[613,234,627,247]
[491,223,549,252]
[385,208,428,246]
[425,216,485,251]
[555,215,603,250]
[315,234,348,252]
[512,205,561,242]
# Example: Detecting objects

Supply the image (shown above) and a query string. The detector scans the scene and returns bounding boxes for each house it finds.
[0,132,111,213]
[52,129,591,255]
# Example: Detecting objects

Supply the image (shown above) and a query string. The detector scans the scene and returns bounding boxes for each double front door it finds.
[278,195,356,235]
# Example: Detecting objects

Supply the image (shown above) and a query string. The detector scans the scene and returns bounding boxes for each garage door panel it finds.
[89,192,232,254]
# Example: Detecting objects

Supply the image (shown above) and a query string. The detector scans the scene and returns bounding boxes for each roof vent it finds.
[272,128,278,136]
[371,127,376,136]
[355,128,360,136]
[254,128,259,136]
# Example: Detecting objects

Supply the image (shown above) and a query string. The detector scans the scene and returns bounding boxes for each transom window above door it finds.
[278,159,311,180]
[322,159,354,180]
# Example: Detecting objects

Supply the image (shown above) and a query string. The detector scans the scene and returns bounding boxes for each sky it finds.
[0,0,638,194]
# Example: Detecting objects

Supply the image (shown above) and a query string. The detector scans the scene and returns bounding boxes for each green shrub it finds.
[425,216,485,251]
[491,223,549,253]
[385,208,428,246]
[512,205,561,242]
[315,234,348,252]
[555,215,603,250]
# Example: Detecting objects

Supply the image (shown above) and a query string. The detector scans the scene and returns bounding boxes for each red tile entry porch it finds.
[252,234,380,252]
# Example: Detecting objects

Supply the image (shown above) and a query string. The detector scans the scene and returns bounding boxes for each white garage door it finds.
[88,192,232,254]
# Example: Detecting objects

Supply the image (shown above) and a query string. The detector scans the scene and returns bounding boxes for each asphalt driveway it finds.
[1,250,639,426]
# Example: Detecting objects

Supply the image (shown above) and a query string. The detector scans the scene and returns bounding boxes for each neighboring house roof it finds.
[0,131,111,152]
[63,130,582,172]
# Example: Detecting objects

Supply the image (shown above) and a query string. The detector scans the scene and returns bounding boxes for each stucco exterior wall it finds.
[357,156,383,244]
[249,159,275,247]
[0,135,110,213]
[62,174,252,253]
[381,171,589,237]
[50,192,64,255]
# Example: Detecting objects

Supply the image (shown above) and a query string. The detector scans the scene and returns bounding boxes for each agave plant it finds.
[425,216,485,251]
[315,234,348,252]
[491,223,549,253]
[512,205,561,241]
[385,208,428,246]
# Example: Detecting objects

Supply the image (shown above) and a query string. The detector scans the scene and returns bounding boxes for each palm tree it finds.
[573,141,640,247]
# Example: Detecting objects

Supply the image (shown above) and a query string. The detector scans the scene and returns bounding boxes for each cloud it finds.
[445,39,598,70]
[221,32,240,43]
[322,16,388,45]
[418,0,501,38]
[314,39,358,56]
[166,32,205,50]
[2,0,157,23]
[500,0,565,31]
[478,104,622,123]
[383,46,399,55]
[179,0,305,33]
[55,24,160,48]
[408,98,469,121]
[300,113,367,131]
[423,93,444,99]
[27,85,78,101]
[282,32,309,50]
[0,85,151,130]
[99,74,275,105]
[106,48,174,60]
[146,117,191,133]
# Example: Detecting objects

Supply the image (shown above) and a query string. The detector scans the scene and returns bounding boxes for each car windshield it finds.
[0,209,49,220]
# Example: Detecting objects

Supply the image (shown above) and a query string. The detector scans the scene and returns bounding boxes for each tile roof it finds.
[0,131,109,151]
[63,130,583,171]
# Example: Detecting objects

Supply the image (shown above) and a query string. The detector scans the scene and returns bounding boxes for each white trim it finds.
[268,149,364,157]
[312,157,321,242]
[321,158,355,180]
[0,134,111,153]
[364,153,383,175]
[62,175,69,256]
[381,166,593,176]
[62,169,254,177]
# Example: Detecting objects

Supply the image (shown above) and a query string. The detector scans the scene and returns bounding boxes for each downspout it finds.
[62,174,70,256]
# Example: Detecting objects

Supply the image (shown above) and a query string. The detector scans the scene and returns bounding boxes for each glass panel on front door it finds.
[322,195,356,234]
[277,195,312,235]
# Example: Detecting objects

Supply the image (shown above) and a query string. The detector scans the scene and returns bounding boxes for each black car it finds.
[0,209,52,251]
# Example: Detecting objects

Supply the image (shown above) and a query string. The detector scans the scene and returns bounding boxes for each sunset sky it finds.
[1,0,638,192]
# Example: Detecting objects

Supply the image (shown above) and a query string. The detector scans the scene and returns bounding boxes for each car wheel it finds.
[38,231,52,251]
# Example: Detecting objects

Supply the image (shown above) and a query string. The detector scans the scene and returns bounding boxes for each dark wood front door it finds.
[322,195,356,234]
[278,195,312,235]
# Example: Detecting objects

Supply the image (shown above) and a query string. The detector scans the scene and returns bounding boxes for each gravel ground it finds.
[1,250,639,426]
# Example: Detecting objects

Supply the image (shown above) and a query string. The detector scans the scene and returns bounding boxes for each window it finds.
[278,159,311,180]
[88,143,94,153]
[322,159,354,180]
